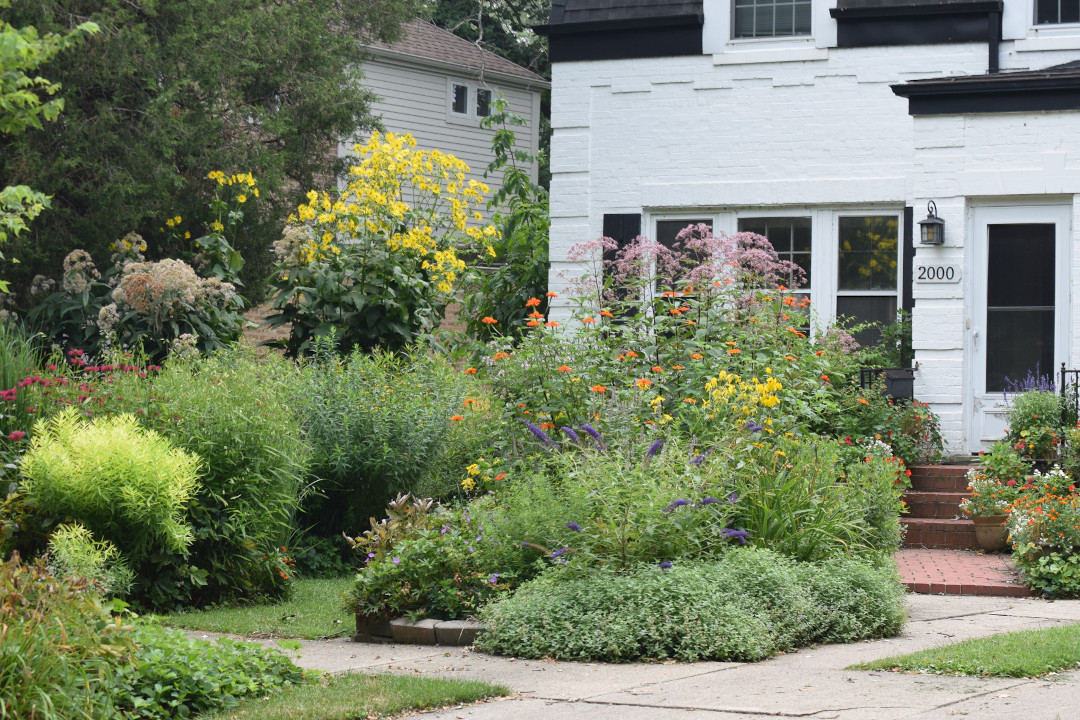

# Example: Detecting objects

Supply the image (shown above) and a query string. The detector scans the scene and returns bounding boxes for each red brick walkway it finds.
[896,547,1033,597]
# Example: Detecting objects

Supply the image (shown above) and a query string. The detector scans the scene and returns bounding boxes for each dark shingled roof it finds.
[898,59,1080,89]
[547,0,703,26]
[366,19,547,86]
[836,0,997,8]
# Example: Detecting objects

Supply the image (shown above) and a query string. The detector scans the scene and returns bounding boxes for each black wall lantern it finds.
[918,201,944,245]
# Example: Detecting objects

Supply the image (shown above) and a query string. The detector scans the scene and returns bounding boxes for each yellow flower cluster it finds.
[703,369,783,419]
[286,132,498,294]
[207,171,259,197]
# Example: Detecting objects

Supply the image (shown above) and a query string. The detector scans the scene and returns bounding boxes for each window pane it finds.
[476,88,492,117]
[656,220,710,251]
[451,84,468,115]
[836,295,897,347]
[1036,0,1080,23]
[734,0,811,37]
[987,309,1055,392]
[987,224,1054,307]
[837,216,898,291]
[738,216,812,288]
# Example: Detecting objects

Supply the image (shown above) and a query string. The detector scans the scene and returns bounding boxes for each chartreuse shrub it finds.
[46,523,134,599]
[299,341,499,535]
[20,409,200,567]
[142,348,309,607]
[476,548,906,662]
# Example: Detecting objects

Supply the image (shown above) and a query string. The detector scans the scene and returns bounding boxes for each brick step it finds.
[908,464,974,493]
[902,517,979,550]
[902,491,967,519]
[896,548,1033,598]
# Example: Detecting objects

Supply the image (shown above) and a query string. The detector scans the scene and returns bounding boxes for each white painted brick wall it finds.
[547,11,1080,453]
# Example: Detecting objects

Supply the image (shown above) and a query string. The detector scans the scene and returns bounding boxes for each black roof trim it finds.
[891,62,1080,114]
[831,0,1001,18]
[536,13,703,37]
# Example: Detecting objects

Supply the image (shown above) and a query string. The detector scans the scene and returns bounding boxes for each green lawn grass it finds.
[199,672,510,720]
[853,623,1080,677]
[154,577,354,639]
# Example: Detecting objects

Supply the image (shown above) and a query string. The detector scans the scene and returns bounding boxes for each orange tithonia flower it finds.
[727,348,741,355]
[545,321,559,327]
[582,317,596,324]
[525,297,541,307]
[464,367,478,374]
[625,350,639,358]
[590,385,607,392]
[635,378,653,390]
[690,353,704,360]
[493,352,510,360]
[857,398,870,405]
[557,365,572,372]
[683,398,697,403]
[600,310,614,318]
[481,316,498,324]
[652,365,664,373]
[528,310,544,318]
[526,320,540,327]
[672,365,685,370]
[450,415,465,421]
[546,291,558,298]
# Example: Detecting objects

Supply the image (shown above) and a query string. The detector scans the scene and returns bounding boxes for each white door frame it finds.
[967,203,1072,452]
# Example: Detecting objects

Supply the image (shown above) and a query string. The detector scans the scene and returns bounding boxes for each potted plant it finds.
[960,441,1029,551]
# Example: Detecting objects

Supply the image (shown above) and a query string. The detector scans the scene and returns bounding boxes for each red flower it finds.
[7,431,25,441]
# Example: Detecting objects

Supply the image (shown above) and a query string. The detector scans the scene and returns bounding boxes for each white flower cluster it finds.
[62,249,100,294]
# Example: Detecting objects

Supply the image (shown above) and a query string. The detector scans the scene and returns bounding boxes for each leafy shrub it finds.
[1005,390,1066,463]
[141,348,309,607]
[109,624,305,719]
[46,523,134,599]
[266,132,499,355]
[1008,473,1080,596]
[476,548,906,662]
[20,409,200,565]
[299,342,498,534]
[0,553,134,720]
[347,497,508,620]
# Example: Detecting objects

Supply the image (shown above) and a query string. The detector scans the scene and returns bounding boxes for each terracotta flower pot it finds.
[971,514,1009,552]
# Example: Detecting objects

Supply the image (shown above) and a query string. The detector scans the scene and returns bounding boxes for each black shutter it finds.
[602,213,642,263]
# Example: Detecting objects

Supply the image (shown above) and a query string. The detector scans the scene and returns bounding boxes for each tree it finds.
[427,0,550,77]
[0,0,96,292]
[0,0,425,299]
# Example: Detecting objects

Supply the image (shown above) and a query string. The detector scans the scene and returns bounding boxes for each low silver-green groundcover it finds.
[477,547,906,662]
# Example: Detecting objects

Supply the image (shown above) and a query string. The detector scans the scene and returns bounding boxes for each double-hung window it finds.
[1035,0,1080,24]
[733,0,812,38]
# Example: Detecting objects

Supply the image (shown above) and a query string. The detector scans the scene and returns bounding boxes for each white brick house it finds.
[538,0,1080,454]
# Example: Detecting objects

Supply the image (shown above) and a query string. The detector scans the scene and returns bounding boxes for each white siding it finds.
[341,56,542,220]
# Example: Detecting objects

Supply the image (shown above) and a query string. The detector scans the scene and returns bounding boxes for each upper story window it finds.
[451,83,469,115]
[733,0,812,38]
[476,88,492,118]
[1035,0,1080,24]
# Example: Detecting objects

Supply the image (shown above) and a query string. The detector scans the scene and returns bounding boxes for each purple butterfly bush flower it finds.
[744,421,765,433]
[698,497,719,506]
[523,419,557,447]
[662,498,691,515]
[659,561,673,569]
[645,438,665,460]
[561,426,582,444]
[690,454,706,466]
[580,424,608,449]
[550,547,568,558]
[721,528,750,544]
[727,492,739,504]
[566,522,582,532]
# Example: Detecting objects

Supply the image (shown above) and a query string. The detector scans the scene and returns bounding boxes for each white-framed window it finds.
[448,81,495,121]
[732,0,812,38]
[648,208,904,345]
[1035,0,1080,24]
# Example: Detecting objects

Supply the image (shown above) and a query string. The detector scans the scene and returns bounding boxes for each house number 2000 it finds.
[914,264,960,283]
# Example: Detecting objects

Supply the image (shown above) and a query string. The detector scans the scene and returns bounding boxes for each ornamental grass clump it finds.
[20,408,200,567]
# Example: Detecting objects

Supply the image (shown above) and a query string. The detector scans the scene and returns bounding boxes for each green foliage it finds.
[141,348,309,607]
[20,408,200,564]
[46,522,134,598]
[266,133,497,355]
[0,553,134,720]
[0,0,425,298]
[0,3,97,291]
[347,498,508,620]
[28,202,249,363]
[0,320,39,390]
[1015,551,1080,598]
[460,96,550,342]
[476,549,906,662]
[109,624,305,719]
[298,341,499,534]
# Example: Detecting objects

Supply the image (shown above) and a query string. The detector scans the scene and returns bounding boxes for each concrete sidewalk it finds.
[208,594,1080,720]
